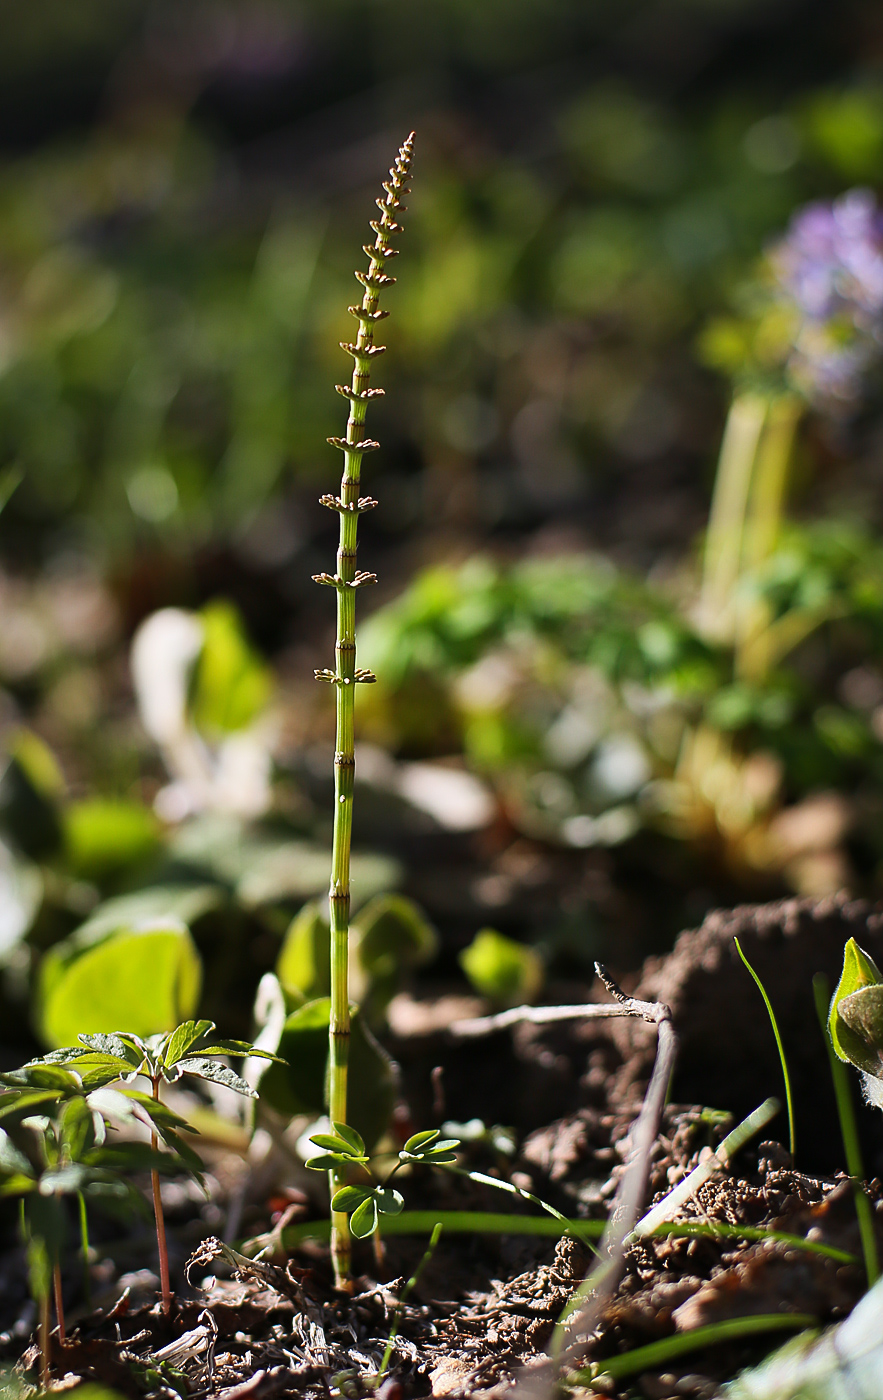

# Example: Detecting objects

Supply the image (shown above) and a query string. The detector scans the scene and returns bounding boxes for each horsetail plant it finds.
[311,132,414,1290]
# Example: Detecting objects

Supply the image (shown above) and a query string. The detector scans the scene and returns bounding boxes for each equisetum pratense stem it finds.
[314,132,414,1290]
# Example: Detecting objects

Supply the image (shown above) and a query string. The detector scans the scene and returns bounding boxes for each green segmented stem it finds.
[314,132,414,1290]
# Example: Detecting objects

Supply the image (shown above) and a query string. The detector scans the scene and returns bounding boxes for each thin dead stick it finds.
[452,966,677,1362]
[477,963,677,1400]
[550,965,678,1359]
[451,1000,655,1038]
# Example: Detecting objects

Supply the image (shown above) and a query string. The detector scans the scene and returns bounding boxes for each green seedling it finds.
[815,969,880,1286]
[303,1123,566,1246]
[35,1019,281,1314]
[311,132,414,1289]
[0,1062,183,1387]
[734,937,795,1157]
[828,938,883,1090]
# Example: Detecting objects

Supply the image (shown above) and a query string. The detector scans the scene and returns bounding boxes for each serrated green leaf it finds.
[152,1126,206,1189]
[84,1141,184,1176]
[0,1064,82,1091]
[59,1097,95,1161]
[77,1033,146,1064]
[62,1055,136,1091]
[402,1129,440,1154]
[192,1040,287,1063]
[0,1089,63,1122]
[331,1185,372,1212]
[120,1089,196,1132]
[376,1187,404,1215]
[174,1057,256,1098]
[163,1020,215,1068]
[350,1195,379,1239]
[830,938,883,1066]
[0,1132,34,1177]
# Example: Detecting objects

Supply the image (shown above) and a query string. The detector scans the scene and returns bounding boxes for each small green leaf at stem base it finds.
[350,1196,379,1239]
[305,1151,368,1171]
[331,1185,372,1213]
[375,1187,404,1215]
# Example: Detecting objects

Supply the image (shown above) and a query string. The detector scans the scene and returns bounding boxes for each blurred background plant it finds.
[5,0,883,1067]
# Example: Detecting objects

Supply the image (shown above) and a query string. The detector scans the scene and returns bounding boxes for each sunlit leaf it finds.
[62,798,160,880]
[829,937,883,1072]
[174,1057,255,1098]
[402,1129,440,1154]
[188,600,273,736]
[330,1184,372,1212]
[376,1187,404,1215]
[256,997,397,1150]
[163,1020,215,1067]
[276,901,330,1001]
[329,1122,366,1155]
[350,1195,379,1239]
[458,927,543,1007]
[351,894,438,1015]
[39,923,202,1047]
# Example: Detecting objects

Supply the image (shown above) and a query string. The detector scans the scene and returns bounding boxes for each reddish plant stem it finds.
[39,1289,50,1389]
[52,1262,65,1343]
[151,1076,172,1315]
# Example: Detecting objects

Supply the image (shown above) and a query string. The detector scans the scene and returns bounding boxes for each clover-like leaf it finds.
[350,1194,379,1239]
[305,1151,363,1172]
[329,1121,366,1156]
[400,1135,460,1165]
[309,1134,361,1156]
[830,938,883,1072]
[402,1129,440,1154]
[375,1187,404,1215]
[330,1184,373,1213]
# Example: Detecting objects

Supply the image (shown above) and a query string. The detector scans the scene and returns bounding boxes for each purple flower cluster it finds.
[770,189,883,401]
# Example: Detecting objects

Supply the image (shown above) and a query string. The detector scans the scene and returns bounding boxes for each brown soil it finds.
[3,892,883,1399]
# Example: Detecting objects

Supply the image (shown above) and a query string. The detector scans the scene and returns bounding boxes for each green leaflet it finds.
[38,924,202,1047]
[459,927,543,1007]
[829,937,883,1078]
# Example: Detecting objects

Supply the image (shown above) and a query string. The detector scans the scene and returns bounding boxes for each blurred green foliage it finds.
[0,0,879,566]
[0,0,881,1048]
